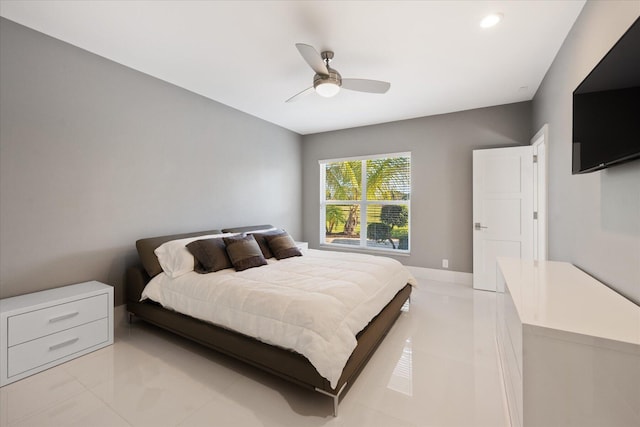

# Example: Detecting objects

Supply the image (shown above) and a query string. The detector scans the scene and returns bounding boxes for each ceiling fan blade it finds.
[295,43,329,75]
[342,78,390,94]
[285,86,315,103]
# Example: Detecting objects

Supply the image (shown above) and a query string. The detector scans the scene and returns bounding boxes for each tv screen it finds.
[572,17,640,174]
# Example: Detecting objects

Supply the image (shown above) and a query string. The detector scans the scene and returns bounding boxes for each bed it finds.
[126,225,414,415]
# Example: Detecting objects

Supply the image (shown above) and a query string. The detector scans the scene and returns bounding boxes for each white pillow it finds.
[154,233,236,278]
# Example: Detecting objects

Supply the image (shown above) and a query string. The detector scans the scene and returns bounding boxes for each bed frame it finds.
[126,226,411,416]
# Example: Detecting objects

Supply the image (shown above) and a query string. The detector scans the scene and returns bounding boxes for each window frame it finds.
[319,152,411,255]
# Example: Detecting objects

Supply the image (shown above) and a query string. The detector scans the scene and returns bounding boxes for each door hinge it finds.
[533,155,538,163]
[533,211,538,220]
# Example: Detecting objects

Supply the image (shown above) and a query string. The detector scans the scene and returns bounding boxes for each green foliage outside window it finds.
[322,153,410,251]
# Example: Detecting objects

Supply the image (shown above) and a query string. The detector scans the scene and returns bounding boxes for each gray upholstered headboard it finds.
[136,229,222,278]
[221,224,274,234]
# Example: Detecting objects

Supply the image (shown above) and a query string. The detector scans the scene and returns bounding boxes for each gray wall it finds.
[532,2,640,304]
[0,18,302,305]
[301,102,532,273]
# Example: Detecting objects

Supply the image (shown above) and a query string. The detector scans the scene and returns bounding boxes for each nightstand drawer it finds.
[7,318,109,378]
[8,293,108,346]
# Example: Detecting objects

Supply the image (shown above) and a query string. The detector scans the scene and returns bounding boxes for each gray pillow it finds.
[186,238,232,273]
[251,229,283,259]
[223,234,268,271]
[265,232,302,260]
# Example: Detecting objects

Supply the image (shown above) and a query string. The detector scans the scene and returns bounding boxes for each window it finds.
[320,152,411,253]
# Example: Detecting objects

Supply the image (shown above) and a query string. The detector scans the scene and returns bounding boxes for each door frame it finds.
[531,124,548,261]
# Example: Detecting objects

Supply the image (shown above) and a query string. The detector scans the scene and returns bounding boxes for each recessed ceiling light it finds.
[480,13,503,29]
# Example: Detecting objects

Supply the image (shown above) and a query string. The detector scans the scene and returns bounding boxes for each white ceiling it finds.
[0,1,585,135]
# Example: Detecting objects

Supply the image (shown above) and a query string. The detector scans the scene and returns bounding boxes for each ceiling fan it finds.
[286,43,391,103]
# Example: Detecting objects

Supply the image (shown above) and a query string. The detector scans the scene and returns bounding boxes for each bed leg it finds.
[315,383,347,417]
[332,394,339,417]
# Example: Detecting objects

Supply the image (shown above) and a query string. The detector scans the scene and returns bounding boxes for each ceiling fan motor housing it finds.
[314,68,342,89]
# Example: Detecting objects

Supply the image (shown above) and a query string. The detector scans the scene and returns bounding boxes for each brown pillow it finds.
[186,238,232,273]
[251,229,284,259]
[223,234,268,271]
[265,232,302,260]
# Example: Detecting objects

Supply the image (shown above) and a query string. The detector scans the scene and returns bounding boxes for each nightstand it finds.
[0,281,114,386]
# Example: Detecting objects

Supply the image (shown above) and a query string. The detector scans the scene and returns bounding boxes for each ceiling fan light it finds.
[315,81,340,97]
[480,13,503,28]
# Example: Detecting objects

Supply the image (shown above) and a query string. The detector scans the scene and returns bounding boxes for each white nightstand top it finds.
[1,281,111,314]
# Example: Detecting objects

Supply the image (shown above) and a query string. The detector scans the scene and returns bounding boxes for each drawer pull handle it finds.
[49,337,79,351]
[48,311,79,323]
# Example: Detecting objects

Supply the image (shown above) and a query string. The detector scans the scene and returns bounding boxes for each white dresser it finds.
[496,258,640,427]
[1,281,113,386]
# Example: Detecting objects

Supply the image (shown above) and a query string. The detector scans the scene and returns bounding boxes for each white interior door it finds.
[473,146,534,291]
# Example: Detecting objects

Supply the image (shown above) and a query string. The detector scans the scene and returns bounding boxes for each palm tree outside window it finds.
[319,152,411,252]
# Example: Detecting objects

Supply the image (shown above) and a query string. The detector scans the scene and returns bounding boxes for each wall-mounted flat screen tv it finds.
[572,17,640,174]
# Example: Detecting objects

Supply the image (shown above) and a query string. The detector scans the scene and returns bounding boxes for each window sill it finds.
[318,244,410,257]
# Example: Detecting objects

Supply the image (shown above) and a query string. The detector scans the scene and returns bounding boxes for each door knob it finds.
[474,222,488,230]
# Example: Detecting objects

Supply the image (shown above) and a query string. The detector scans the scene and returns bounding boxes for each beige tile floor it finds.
[0,278,509,427]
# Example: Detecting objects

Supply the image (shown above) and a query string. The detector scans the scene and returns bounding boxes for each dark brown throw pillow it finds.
[265,232,302,260]
[251,229,284,259]
[223,234,268,271]
[186,238,232,273]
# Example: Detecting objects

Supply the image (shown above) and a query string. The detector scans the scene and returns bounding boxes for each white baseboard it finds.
[406,266,473,287]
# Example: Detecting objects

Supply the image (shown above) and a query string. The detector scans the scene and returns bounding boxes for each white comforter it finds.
[141,249,416,388]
